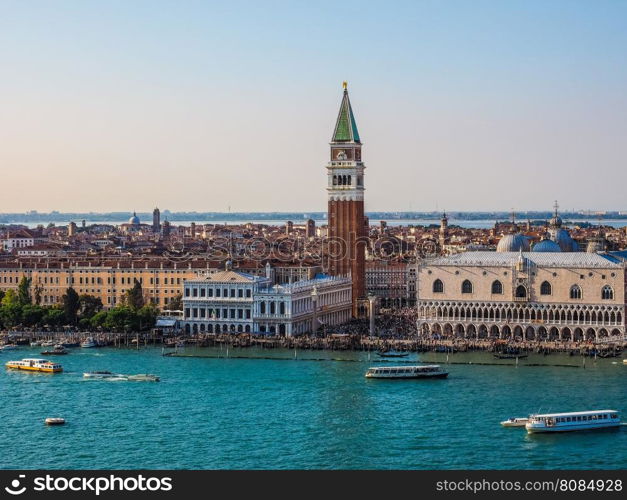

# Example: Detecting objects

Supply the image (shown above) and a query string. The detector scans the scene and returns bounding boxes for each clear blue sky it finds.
[1,0,626,212]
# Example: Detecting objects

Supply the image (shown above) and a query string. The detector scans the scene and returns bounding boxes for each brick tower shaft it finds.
[326,82,366,316]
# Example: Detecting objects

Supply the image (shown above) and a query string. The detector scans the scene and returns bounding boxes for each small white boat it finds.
[126,374,160,382]
[526,410,621,433]
[83,372,160,382]
[41,340,56,347]
[83,371,120,379]
[0,344,18,351]
[81,337,97,348]
[623,359,627,365]
[30,341,42,347]
[44,417,66,426]
[500,417,529,427]
[365,365,448,379]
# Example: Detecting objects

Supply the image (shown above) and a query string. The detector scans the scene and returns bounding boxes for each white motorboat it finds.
[500,417,529,427]
[83,371,121,379]
[83,371,160,382]
[525,410,621,433]
[365,365,448,379]
[81,337,97,348]
[126,374,160,382]
[0,344,18,351]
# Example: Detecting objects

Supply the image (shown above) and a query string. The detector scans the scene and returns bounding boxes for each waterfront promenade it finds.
[1,329,624,358]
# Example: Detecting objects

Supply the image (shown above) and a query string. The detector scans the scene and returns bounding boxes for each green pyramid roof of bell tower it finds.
[332,85,361,143]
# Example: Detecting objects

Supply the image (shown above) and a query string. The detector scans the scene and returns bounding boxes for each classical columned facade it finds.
[254,275,352,336]
[416,252,626,342]
[182,270,351,337]
[417,300,623,341]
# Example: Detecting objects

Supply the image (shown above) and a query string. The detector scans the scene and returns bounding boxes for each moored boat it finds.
[6,358,63,373]
[0,344,18,351]
[365,365,448,379]
[81,337,97,348]
[376,350,409,358]
[525,410,621,433]
[500,417,529,427]
[494,353,528,360]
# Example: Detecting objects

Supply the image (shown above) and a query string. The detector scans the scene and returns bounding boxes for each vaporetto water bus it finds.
[365,365,448,379]
[525,410,621,433]
[5,358,63,373]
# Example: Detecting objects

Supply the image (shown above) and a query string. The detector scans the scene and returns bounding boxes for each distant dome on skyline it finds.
[129,211,140,225]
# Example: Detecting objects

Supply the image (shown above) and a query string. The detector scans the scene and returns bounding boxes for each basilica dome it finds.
[550,228,578,252]
[496,233,530,253]
[532,238,561,252]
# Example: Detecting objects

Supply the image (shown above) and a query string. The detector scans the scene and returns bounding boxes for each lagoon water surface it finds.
[1,346,625,469]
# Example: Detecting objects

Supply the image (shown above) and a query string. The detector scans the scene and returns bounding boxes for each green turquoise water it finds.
[1,346,625,469]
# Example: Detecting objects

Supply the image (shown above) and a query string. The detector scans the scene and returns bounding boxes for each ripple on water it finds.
[0,347,626,469]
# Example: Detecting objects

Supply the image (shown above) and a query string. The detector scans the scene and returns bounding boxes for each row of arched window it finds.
[432,279,615,300]
[418,304,623,325]
[332,175,351,186]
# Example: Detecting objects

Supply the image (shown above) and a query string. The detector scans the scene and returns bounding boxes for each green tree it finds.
[17,276,32,305]
[104,306,135,332]
[137,304,159,331]
[79,294,103,319]
[0,290,5,303]
[90,310,108,329]
[62,287,80,325]
[1,289,20,307]
[0,303,22,328]
[43,307,66,327]
[21,304,44,327]
[126,280,145,310]
[0,290,29,328]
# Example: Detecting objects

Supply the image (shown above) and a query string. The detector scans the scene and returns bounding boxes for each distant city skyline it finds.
[1,1,626,212]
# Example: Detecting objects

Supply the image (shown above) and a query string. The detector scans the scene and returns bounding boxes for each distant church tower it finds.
[326,82,366,316]
[152,207,161,233]
[439,211,448,250]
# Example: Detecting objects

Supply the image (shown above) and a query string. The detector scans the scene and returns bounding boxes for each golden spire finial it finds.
[342,81,348,90]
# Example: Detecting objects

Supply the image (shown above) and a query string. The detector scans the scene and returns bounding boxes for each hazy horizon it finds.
[2,1,626,213]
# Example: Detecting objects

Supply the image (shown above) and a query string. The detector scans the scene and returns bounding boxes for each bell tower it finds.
[326,82,366,316]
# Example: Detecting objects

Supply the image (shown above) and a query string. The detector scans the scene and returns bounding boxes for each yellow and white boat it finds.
[5,358,63,373]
